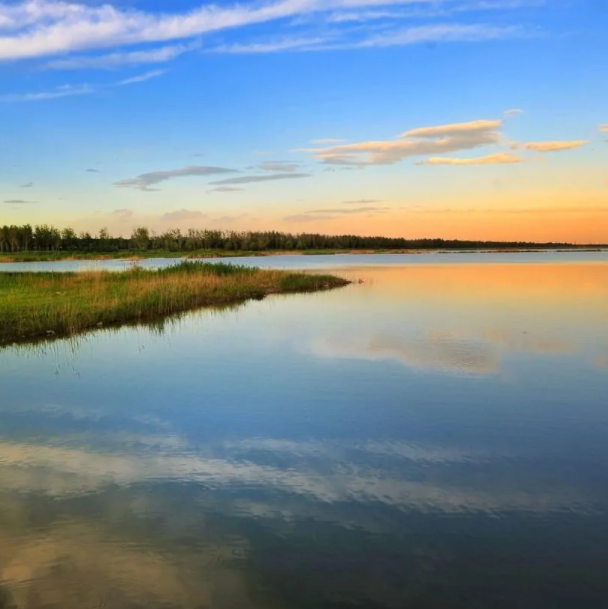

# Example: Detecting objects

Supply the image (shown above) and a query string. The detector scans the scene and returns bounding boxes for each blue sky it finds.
[0,0,606,241]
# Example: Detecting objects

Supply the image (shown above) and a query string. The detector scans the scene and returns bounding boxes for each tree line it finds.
[0,223,591,253]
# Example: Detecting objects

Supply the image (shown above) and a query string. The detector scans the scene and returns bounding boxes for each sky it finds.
[0,0,606,243]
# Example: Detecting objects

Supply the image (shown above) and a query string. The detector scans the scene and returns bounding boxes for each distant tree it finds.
[131,226,150,250]
[61,227,77,250]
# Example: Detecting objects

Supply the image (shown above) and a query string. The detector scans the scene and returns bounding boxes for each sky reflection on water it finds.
[1,258,608,608]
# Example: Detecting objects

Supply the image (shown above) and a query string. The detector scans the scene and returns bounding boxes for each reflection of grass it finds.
[0,261,348,345]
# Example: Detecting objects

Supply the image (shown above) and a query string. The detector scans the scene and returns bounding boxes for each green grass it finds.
[0,249,274,263]
[0,261,349,345]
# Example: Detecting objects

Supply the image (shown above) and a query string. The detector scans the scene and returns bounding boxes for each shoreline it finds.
[0,261,349,347]
[0,247,606,264]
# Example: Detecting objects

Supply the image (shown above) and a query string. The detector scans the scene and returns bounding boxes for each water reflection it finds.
[2,259,608,608]
[307,264,608,376]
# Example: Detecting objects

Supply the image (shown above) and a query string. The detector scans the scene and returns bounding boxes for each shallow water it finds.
[1,256,608,608]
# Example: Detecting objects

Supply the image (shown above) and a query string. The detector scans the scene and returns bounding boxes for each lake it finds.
[1,253,608,608]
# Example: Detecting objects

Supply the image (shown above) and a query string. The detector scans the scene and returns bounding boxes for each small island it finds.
[0,261,349,345]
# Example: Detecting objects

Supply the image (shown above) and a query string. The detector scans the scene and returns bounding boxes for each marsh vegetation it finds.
[0,261,348,345]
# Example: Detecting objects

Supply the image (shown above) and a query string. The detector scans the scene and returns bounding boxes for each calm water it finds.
[1,249,607,272]
[1,255,608,608]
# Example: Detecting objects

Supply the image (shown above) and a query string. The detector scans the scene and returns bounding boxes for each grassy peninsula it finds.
[0,261,349,345]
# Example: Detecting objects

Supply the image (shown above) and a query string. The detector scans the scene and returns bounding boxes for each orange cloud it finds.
[523,140,590,153]
[401,119,502,139]
[420,152,525,165]
[301,118,503,165]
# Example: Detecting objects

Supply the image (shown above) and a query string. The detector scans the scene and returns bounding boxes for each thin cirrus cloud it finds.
[115,166,238,191]
[343,199,383,204]
[420,152,526,165]
[45,42,200,70]
[3,199,37,204]
[338,23,521,50]
[0,0,531,65]
[600,124,608,132]
[323,1,544,25]
[209,37,325,54]
[114,69,166,86]
[523,140,590,153]
[209,186,245,193]
[208,173,311,186]
[20,182,33,188]
[324,9,420,24]
[257,161,300,172]
[299,118,504,165]
[208,23,521,54]
[0,70,165,102]
[0,84,93,102]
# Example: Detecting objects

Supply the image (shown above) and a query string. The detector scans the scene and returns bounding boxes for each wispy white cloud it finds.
[0,0,533,64]
[323,0,543,24]
[325,10,413,23]
[523,140,590,153]
[208,23,522,54]
[114,69,165,86]
[341,23,522,49]
[0,83,92,102]
[311,138,344,144]
[1,69,166,102]
[209,37,326,54]
[419,151,525,165]
[598,124,608,133]
[45,42,199,70]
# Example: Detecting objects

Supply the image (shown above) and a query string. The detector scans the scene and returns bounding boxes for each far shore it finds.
[0,247,606,264]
